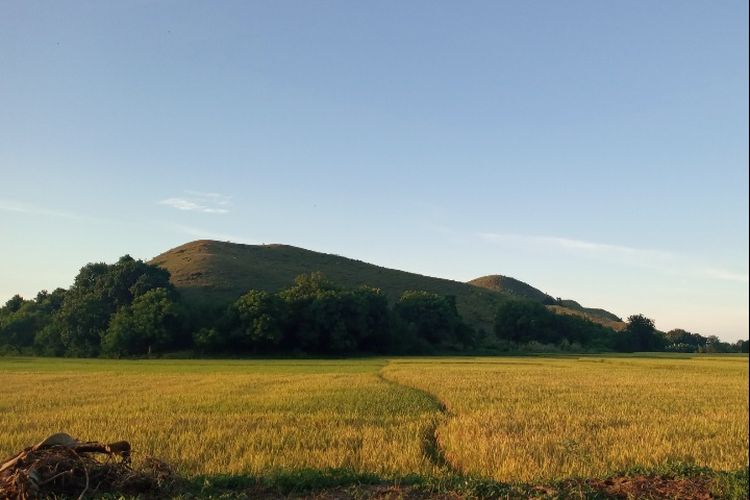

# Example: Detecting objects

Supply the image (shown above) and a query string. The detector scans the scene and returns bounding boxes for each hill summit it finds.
[150,240,625,332]
[150,240,511,332]
[467,275,554,303]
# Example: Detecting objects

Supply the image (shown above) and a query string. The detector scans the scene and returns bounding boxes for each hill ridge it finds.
[150,240,510,332]
[468,274,625,330]
[150,240,625,332]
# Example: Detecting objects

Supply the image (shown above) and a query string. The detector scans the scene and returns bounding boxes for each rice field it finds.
[0,355,747,485]
[383,356,749,482]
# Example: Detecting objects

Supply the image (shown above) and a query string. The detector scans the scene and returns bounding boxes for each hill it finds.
[467,275,554,303]
[149,240,515,332]
[547,305,626,331]
[468,275,626,331]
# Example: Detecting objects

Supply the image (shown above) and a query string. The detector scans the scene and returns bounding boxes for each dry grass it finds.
[0,358,439,477]
[1,355,747,485]
[383,355,749,482]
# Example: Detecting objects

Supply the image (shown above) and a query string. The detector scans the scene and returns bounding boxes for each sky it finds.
[1,1,747,341]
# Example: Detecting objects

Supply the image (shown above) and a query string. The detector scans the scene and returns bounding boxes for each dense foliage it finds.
[1,255,746,357]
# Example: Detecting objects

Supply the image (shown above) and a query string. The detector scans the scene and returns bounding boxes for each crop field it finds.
[1,355,747,495]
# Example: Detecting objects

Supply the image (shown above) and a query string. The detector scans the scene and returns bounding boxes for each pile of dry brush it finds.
[0,433,179,499]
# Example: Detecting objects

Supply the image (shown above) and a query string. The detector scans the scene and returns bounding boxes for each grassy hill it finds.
[151,240,628,334]
[467,275,554,303]
[149,240,514,332]
[556,299,623,323]
[468,275,626,331]
[547,305,626,331]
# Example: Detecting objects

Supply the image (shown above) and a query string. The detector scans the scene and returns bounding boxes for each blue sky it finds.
[1,1,747,341]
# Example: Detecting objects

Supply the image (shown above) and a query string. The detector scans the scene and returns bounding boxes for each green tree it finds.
[0,289,67,355]
[348,286,392,352]
[233,290,287,350]
[102,288,181,356]
[0,300,36,349]
[494,300,556,343]
[625,314,657,351]
[56,294,110,356]
[4,294,25,313]
[56,256,175,356]
[395,291,466,346]
[736,339,749,353]
[278,273,340,351]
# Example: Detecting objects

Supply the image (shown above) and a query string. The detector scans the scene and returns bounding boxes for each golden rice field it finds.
[382,356,749,481]
[0,355,747,484]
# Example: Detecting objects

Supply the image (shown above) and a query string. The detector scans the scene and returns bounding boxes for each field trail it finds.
[378,362,461,476]
[381,356,749,482]
[1,356,746,485]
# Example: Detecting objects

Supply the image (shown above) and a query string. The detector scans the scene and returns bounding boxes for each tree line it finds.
[1,255,747,357]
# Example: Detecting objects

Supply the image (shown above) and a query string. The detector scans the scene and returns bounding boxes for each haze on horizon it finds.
[1,1,747,341]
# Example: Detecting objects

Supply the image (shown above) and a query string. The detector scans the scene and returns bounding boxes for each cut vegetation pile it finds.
[0,433,177,499]
[586,474,712,499]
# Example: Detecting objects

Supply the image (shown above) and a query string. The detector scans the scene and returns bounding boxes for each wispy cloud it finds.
[479,232,748,283]
[159,191,231,214]
[698,268,750,283]
[0,199,96,221]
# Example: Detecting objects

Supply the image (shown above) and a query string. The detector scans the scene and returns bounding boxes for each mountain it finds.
[467,275,554,303]
[468,275,626,331]
[149,240,513,332]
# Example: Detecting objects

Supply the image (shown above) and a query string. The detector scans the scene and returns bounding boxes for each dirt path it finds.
[377,363,460,476]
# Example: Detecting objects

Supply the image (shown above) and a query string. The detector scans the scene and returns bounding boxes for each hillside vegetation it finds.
[548,305,626,331]
[4,240,745,358]
[150,240,512,332]
[467,275,554,303]
[468,274,626,330]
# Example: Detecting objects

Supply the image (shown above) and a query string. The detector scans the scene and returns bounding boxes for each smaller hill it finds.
[548,305,626,331]
[467,275,554,303]
[557,299,623,323]
[468,275,626,331]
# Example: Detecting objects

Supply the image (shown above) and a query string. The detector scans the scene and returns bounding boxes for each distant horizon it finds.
[3,236,747,343]
[2,1,747,342]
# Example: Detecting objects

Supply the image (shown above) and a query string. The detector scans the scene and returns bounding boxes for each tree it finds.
[102,288,181,356]
[0,302,37,349]
[736,339,749,354]
[233,291,287,350]
[4,294,25,314]
[494,300,556,343]
[625,314,657,351]
[56,256,175,356]
[395,291,465,346]
[56,294,110,357]
[348,287,392,352]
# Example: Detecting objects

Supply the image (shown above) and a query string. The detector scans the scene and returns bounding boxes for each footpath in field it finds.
[0,358,446,478]
[1,356,747,498]
[376,367,458,475]
[381,356,749,483]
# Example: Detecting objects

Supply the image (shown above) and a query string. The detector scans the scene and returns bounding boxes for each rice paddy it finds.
[1,355,747,489]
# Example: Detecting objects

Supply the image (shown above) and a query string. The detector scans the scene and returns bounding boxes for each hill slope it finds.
[467,275,554,303]
[150,240,513,332]
[468,274,626,331]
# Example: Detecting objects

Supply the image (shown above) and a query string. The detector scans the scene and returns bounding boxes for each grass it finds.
[1,355,747,497]
[383,355,749,482]
[0,358,439,478]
